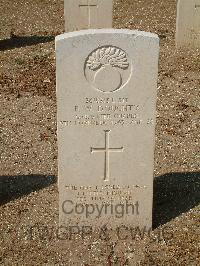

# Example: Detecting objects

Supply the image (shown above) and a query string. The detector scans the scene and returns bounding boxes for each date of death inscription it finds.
[60,97,155,127]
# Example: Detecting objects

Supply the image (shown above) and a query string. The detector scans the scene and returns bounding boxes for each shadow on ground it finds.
[0,172,199,228]
[0,175,56,206]
[0,35,55,51]
[153,171,200,228]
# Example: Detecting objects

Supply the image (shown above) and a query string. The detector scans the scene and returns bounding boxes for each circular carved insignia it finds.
[84,46,131,93]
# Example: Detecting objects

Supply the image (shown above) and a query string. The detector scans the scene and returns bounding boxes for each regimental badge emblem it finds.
[84,46,132,93]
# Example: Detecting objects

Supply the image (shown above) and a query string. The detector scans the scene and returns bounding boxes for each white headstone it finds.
[64,0,113,32]
[176,0,200,48]
[56,29,159,230]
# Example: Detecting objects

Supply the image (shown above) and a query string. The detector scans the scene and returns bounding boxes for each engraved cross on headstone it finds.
[79,0,98,28]
[91,130,124,182]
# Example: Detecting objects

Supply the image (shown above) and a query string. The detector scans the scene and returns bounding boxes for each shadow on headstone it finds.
[0,175,56,206]
[0,35,55,51]
[153,171,200,228]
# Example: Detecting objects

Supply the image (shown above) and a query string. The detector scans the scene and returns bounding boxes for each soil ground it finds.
[0,0,199,265]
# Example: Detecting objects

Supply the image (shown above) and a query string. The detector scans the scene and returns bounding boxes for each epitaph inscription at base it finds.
[56,29,159,229]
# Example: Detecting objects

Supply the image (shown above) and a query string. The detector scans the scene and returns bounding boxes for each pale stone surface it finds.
[56,29,159,229]
[64,0,113,32]
[176,0,200,48]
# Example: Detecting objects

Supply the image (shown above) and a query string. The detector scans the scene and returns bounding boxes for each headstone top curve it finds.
[55,29,159,42]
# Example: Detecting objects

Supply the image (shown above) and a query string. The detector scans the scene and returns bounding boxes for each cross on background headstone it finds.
[91,130,124,182]
[64,0,113,32]
[79,1,98,28]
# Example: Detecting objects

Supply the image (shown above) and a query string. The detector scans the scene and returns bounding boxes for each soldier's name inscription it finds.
[60,96,154,127]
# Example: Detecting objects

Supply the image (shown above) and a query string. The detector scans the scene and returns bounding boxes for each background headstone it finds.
[64,0,113,32]
[176,0,200,48]
[56,29,159,229]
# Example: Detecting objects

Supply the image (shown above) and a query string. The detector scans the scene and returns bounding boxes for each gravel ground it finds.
[0,0,200,265]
